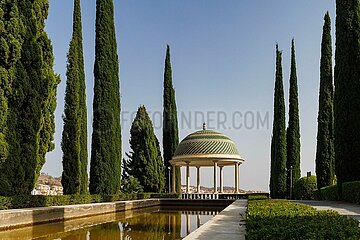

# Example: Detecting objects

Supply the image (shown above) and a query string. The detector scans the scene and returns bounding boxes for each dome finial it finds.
[203,122,206,130]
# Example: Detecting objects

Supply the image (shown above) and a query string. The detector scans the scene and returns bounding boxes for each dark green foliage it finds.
[342,181,360,204]
[89,0,122,194]
[334,0,360,187]
[318,184,339,201]
[293,176,317,200]
[62,0,88,195]
[0,0,22,169]
[316,12,335,189]
[162,45,180,192]
[270,44,287,199]
[286,39,301,196]
[0,0,60,196]
[127,106,165,193]
[121,176,143,194]
[246,198,360,239]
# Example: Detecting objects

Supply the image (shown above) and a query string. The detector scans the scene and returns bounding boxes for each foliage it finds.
[316,12,335,189]
[61,0,88,195]
[334,0,360,188]
[121,176,143,194]
[127,106,165,193]
[342,181,360,204]
[286,39,301,197]
[0,193,179,210]
[162,45,180,192]
[246,198,360,240]
[318,184,339,201]
[270,44,287,199]
[0,0,60,195]
[293,176,317,200]
[89,0,122,195]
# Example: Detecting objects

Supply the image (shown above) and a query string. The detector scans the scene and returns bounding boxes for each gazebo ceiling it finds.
[170,128,244,166]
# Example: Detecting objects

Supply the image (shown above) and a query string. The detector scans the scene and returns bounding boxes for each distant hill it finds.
[36,172,62,187]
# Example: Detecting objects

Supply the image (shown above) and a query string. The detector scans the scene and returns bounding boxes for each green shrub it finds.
[246,198,360,239]
[293,176,317,200]
[342,181,360,204]
[0,192,178,210]
[318,184,338,201]
[248,194,268,200]
[121,176,144,194]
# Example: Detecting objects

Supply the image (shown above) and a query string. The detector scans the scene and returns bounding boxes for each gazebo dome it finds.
[171,128,244,166]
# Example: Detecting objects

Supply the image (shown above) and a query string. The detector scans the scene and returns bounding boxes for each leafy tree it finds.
[286,39,301,196]
[316,12,335,189]
[61,0,88,195]
[162,45,180,192]
[128,106,165,193]
[270,44,287,199]
[0,0,23,193]
[121,176,143,194]
[89,0,122,194]
[334,0,360,188]
[0,0,60,195]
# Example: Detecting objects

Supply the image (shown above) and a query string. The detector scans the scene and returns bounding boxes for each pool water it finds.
[0,206,224,240]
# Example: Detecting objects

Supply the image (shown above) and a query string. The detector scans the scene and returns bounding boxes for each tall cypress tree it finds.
[270,44,287,199]
[286,39,301,196]
[0,0,60,195]
[334,0,360,187]
[316,12,335,189]
[0,0,22,169]
[128,106,165,193]
[61,0,88,195]
[89,0,122,194]
[162,45,180,192]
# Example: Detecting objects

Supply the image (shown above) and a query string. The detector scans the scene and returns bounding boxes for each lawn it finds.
[246,197,360,240]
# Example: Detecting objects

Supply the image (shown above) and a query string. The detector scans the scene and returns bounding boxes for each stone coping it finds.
[183,199,247,240]
[0,199,160,230]
[0,198,233,230]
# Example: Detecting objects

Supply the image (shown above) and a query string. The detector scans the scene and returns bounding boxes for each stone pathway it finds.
[183,199,247,240]
[295,200,360,221]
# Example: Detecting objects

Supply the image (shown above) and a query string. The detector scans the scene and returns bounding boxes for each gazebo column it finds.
[234,162,239,193]
[186,162,190,193]
[213,161,218,193]
[172,165,176,193]
[196,166,201,193]
[219,166,223,193]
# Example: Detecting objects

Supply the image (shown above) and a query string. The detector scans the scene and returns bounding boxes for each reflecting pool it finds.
[0,205,224,240]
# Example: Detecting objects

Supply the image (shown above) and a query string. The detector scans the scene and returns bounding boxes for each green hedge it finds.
[342,181,360,204]
[317,184,339,201]
[293,176,317,200]
[246,198,360,239]
[0,193,180,210]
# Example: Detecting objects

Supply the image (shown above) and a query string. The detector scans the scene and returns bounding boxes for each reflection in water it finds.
[0,206,223,240]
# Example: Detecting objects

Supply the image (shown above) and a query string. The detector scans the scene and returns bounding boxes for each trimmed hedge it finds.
[293,176,317,200]
[246,198,360,239]
[342,181,360,204]
[0,193,180,210]
[317,184,339,201]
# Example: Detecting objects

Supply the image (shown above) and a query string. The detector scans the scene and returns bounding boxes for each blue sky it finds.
[44,1,336,191]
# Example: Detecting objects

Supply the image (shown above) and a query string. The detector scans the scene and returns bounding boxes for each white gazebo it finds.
[169,124,245,194]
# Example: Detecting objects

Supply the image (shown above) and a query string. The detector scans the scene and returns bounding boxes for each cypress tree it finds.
[270,44,287,199]
[89,0,122,194]
[334,0,360,187]
[286,39,301,196]
[0,0,60,195]
[316,12,335,189]
[61,0,88,195]
[162,45,180,192]
[0,0,22,170]
[128,106,165,193]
